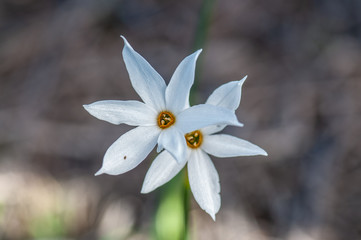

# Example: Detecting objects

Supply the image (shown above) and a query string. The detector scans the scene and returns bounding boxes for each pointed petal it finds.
[188,149,220,221]
[83,100,157,126]
[206,76,247,110]
[141,150,187,193]
[95,126,160,175]
[176,104,243,133]
[157,127,187,164]
[121,36,166,111]
[165,50,202,114]
[201,77,247,135]
[201,134,268,158]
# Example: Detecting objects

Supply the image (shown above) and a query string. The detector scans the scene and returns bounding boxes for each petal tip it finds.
[94,168,105,176]
[141,183,155,194]
[235,121,244,127]
[140,186,149,194]
[209,212,216,221]
[255,147,268,156]
[238,76,247,85]
[120,35,132,49]
[83,104,92,111]
[189,49,202,60]
[256,146,268,156]
[156,145,163,153]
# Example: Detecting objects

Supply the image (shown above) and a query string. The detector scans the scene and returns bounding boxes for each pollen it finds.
[157,111,175,129]
[185,130,203,149]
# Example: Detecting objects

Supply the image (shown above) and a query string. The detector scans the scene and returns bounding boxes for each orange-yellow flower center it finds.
[157,111,175,129]
[185,130,203,149]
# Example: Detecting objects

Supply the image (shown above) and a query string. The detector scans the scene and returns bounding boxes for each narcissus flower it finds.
[83,36,242,176]
[141,77,267,220]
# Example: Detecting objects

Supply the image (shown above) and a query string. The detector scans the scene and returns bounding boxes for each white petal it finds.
[201,124,227,135]
[206,76,247,110]
[176,104,243,133]
[141,150,188,193]
[188,149,220,221]
[201,134,268,158]
[121,36,166,111]
[95,126,160,175]
[83,100,157,126]
[157,127,187,164]
[165,50,202,114]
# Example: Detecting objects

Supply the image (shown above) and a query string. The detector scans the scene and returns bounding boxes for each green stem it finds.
[183,168,191,240]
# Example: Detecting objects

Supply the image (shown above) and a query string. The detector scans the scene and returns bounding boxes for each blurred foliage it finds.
[29,212,66,238]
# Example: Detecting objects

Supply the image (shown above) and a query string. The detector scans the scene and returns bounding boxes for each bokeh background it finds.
[1,0,361,239]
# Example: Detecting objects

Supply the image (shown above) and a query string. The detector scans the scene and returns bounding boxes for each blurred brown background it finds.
[1,0,361,239]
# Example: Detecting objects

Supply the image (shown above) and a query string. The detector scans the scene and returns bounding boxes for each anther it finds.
[185,130,203,149]
[157,111,175,129]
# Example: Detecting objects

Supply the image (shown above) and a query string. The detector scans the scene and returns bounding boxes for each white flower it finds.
[141,76,268,220]
[83,36,242,176]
